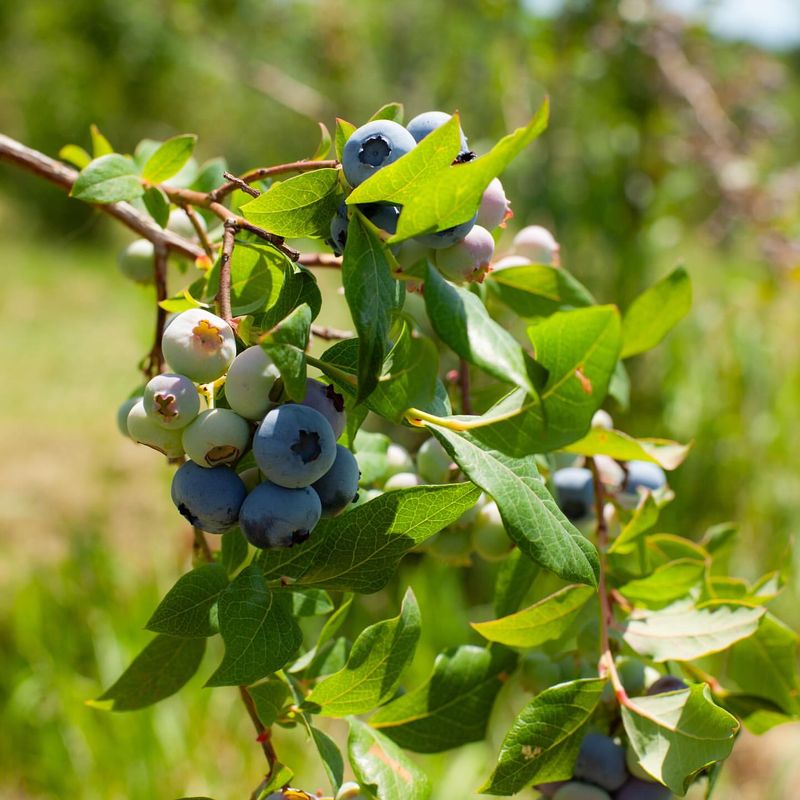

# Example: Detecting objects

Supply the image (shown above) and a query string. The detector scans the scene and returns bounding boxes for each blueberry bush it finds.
[0,99,797,800]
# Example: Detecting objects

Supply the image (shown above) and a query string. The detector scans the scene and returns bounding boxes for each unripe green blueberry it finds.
[616,656,646,696]
[182,408,251,467]
[394,238,433,271]
[385,443,414,479]
[384,471,423,491]
[552,783,611,800]
[452,492,486,529]
[117,239,155,284]
[595,455,624,490]
[519,652,560,693]
[225,346,281,420]
[143,373,201,429]
[591,409,613,429]
[335,781,367,800]
[512,225,561,266]
[167,208,207,240]
[472,500,512,561]
[117,395,141,437]
[434,224,495,283]
[426,526,473,564]
[416,437,452,484]
[162,309,237,384]
[126,399,184,458]
[477,178,512,230]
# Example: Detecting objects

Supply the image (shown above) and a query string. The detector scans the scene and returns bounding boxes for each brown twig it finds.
[239,685,279,773]
[311,323,353,340]
[298,252,342,268]
[221,171,261,198]
[0,133,204,261]
[458,359,473,415]
[209,159,339,202]
[218,222,236,324]
[141,243,170,378]
[192,526,214,563]
[181,204,216,258]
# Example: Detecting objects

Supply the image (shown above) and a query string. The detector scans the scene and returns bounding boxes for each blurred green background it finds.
[2,1,800,798]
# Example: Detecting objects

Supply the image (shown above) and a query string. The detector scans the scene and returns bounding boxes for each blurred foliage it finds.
[2,0,800,798]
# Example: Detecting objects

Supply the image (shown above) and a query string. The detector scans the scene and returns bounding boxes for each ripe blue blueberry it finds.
[162,308,237,384]
[254,404,337,488]
[512,225,561,266]
[477,178,512,230]
[239,481,322,548]
[330,201,349,255]
[171,461,247,533]
[573,734,627,791]
[415,212,477,250]
[342,120,417,187]
[624,461,667,495]
[143,373,201,429]
[225,346,281,420]
[416,437,452,484]
[552,783,612,800]
[434,223,495,283]
[301,378,346,440]
[127,399,184,458]
[182,408,251,467]
[553,467,595,521]
[647,675,687,695]
[312,444,360,517]
[406,110,469,152]
[362,202,400,234]
[117,239,155,284]
[615,779,671,800]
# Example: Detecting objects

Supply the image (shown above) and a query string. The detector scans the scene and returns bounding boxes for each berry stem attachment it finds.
[141,243,169,378]
[458,358,473,415]
[218,221,236,324]
[181,204,215,258]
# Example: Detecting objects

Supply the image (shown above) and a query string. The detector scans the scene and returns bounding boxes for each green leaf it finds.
[146,563,228,638]
[335,118,357,162]
[369,102,404,123]
[321,324,439,424]
[206,565,302,686]
[259,303,312,401]
[349,100,549,243]
[191,157,228,193]
[90,123,114,157]
[287,587,334,617]
[608,493,661,554]
[722,694,795,735]
[371,645,516,752]
[563,426,690,470]
[312,122,333,161]
[487,263,595,318]
[348,718,432,800]
[622,267,692,358]
[220,528,249,575]
[725,614,800,715]
[318,593,354,649]
[258,482,481,593]
[621,601,765,662]
[341,211,403,402]
[90,635,205,711]
[424,264,539,396]
[248,677,291,727]
[142,185,170,228]
[59,144,91,169]
[306,589,420,716]
[619,559,706,607]
[141,134,198,183]
[472,584,595,648]
[621,684,738,795]
[493,549,540,618]
[70,154,143,203]
[241,169,343,239]
[304,637,352,680]
[480,678,607,795]
[311,726,345,791]
[426,426,599,586]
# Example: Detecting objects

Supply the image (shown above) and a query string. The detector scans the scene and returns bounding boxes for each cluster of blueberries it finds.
[118,307,359,548]
[330,110,516,285]
[552,412,668,524]
[537,676,687,800]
